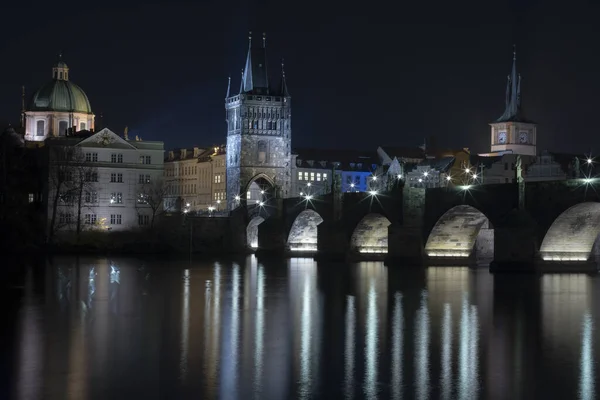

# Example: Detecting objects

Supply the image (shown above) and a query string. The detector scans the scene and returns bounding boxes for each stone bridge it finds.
[240,179,600,271]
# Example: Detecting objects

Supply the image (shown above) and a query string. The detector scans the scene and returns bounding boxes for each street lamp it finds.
[259,201,265,206]
[372,176,377,181]
[305,195,313,200]
[216,199,221,211]
[423,171,428,177]
[465,168,470,173]
[418,178,423,183]
[446,176,452,181]
[307,182,312,187]
[587,158,593,165]
[369,190,378,196]
[235,195,240,201]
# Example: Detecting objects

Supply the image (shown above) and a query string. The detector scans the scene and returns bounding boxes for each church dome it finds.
[28,57,93,114]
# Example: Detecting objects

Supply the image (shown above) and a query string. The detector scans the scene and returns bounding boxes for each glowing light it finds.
[256,200,260,204]
[350,183,355,188]
[465,168,470,173]
[260,190,265,194]
[427,251,470,258]
[307,182,311,187]
[259,201,265,206]
[587,158,593,165]
[110,199,115,204]
[397,174,402,179]
[372,176,377,181]
[358,248,387,254]
[299,192,303,196]
[369,190,378,196]
[423,171,428,177]
[186,203,190,207]
[418,178,423,183]
[459,185,472,190]
[446,176,452,181]
[183,209,189,213]
[217,200,221,204]
[472,174,477,179]
[542,255,588,262]
[583,178,593,183]
[290,246,318,252]
[305,195,313,200]
[234,195,240,201]
[208,206,215,212]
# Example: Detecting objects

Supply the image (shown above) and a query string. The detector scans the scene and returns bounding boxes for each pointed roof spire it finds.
[239,69,244,94]
[241,31,269,94]
[226,75,231,98]
[495,45,531,123]
[263,32,266,48]
[279,58,290,97]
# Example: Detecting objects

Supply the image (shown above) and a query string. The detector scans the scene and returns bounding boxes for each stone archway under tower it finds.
[242,173,276,206]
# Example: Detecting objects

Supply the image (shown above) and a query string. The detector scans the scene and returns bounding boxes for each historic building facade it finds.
[24,56,95,142]
[224,33,292,209]
[45,128,164,233]
[489,49,537,156]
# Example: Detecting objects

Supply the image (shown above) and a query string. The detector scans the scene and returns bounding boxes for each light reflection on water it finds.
[8,257,600,399]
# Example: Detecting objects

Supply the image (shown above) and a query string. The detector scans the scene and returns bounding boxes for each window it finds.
[140,156,151,164]
[110,173,123,183]
[84,191,98,203]
[84,214,97,225]
[304,172,308,180]
[247,191,251,199]
[258,141,267,163]
[111,153,123,163]
[59,192,73,205]
[84,172,98,182]
[310,172,315,181]
[298,171,303,181]
[214,174,222,183]
[137,194,149,204]
[323,173,328,181]
[110,214,122,225]
[138,174,151,184]
[85,152,98,162]
[36,120,45,136]
[28,193,34,203]
[138,215,150,226]
[80,122,86,130]
[59,213,72,224]
[317,173,321,181]
[58,121,68,136]
[110,192,123,204]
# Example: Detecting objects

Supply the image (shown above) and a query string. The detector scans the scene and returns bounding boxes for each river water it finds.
[3,256,599,400]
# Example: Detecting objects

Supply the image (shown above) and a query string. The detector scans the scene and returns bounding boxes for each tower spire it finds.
[241,31,269,94]
[239,69,244,94]
[279,58,290,96]
[496,45,526,123]
[226,75,231,98]
[263,32,266,48]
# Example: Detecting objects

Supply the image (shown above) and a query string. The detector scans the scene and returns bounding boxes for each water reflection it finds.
[9,258,600,400]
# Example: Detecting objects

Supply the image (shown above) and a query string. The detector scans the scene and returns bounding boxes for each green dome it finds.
[29,79,92,114]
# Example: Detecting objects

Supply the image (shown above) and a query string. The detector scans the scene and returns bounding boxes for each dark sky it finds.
[1,0,600,154]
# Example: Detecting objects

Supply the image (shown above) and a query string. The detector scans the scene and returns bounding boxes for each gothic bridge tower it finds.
[225,32,292,210]
[489,47,537,156]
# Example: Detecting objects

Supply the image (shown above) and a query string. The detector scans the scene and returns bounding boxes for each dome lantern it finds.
[52,53,69,81]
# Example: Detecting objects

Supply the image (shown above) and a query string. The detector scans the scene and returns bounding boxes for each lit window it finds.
[310,172,315,181]
[304,172,308,180]
[28,193,34,203]
[110,192,123,204]
[316,173,321,181]
[247,191,251,199]
[323,173,328,181]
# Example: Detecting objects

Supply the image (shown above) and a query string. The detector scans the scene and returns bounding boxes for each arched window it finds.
[80,122,86,131]
[258,141,267,163]
[36,120,45,136]
[58,121,68,136]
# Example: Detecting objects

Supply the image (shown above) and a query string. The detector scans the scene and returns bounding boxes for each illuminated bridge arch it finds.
[247,216,265,249]
[350,213,391,254]
[425,205,494,264]
[287,210,324,252]
[540,202,600,262]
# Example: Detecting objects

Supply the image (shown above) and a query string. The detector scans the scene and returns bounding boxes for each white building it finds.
[45,128,164,232]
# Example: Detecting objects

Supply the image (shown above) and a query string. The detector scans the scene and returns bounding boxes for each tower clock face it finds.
[519,131,528,143]
[498,131,507,144]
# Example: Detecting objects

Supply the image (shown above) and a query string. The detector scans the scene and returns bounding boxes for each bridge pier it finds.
[315,221,350,261]
[385,224,424,266]
[489,220,538,273]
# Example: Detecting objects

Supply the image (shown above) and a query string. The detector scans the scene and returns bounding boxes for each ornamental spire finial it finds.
[248,31,252,47]
[263,32,266,48]
[513,44,516,61]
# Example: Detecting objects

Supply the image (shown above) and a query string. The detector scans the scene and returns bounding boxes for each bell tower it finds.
[489,47,537,156]
[225,32,292,210]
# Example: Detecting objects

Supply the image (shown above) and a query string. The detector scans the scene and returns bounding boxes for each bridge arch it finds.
[425,205,494,264]
[540,202,600,262]
[287,209,324,252]
[247,216,265,249]
[350,213,391,254]
[243,173,275,205]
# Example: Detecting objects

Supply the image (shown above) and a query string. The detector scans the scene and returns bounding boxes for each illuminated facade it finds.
[45,128,164,232]
[489,49,537,156]
[163,146,226,212]
[225,33,292,210]
[24,56,95,142]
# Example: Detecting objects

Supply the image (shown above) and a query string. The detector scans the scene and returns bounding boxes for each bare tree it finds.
[136,178,169,230]
[47,145,97,243]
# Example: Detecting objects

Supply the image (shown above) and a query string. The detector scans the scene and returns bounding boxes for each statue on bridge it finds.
[515,155,524,184]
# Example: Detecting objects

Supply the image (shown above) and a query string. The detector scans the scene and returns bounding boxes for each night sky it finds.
[1,1,600,155]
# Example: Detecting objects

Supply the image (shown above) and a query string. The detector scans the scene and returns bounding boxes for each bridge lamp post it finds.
[350,182,355,192]
[369,190,378,196]
[216,199,221,211]
[208,206,215,216]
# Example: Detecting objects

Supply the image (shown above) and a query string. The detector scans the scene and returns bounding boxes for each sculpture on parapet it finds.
[515,155,524,183]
